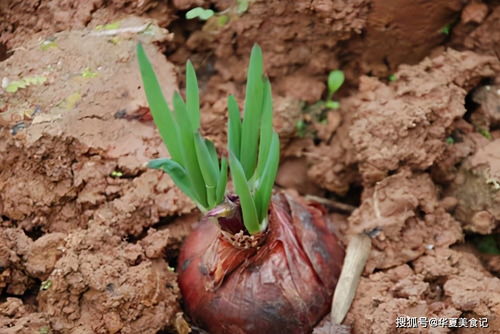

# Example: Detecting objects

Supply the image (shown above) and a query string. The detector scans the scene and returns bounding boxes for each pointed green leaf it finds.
[186,60,200,131]
[216,157,228,203]
[173,92,207,207]
[205,138,219,172]
[227,95,241,160]
[327,70,344,98]
[229,151,260,234]
[146,158,199,206]
[240,45,265,178]
[254,80,273,179]
[137,43,183,164]
[254,131,280,221]
[194,133,219,207]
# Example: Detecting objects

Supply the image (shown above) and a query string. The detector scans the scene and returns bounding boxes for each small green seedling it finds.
[81,68,98,78]
[445,136,455,144]
[4,76,47,93]
[388,74,397,82]
[39,327,50,334]
[236,0,250,14]
[95,21,121,31]
[40,280,52,291]
[439,23,452,35]
[110,170,123,178]
[186,7,215,21]
[325,70,344,109]
[137,44,279,234]
[471,234,500,255]
[40,39,58,51]
[295,120,307,138]
[479,128,492,140]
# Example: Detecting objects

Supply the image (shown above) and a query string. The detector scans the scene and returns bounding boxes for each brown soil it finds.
[1,0,500,333]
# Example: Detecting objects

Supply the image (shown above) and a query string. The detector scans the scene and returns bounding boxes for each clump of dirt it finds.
[0,298,50,334]
[170,0,370,103]
[447,139,500,234]
[0,0,175,50]
[0,17,194,236]
[451,2,500,58]
[309,49,500,193]
[347,170,463,271]
[37,224,181,333]
[346,247,500,333]
[0,228,35,295]
[346,0,464,77]
[1,17,197,333]
[1,222,192,333]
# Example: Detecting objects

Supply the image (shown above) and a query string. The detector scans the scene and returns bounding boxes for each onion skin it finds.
[178,192,345,334]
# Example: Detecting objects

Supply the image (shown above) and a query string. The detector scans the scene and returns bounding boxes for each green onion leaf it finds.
[254,80,273,180]
[205,138,219,172]
[186,60,201,131]
[173,92,207,207]
[229,151,260,234]
[137,43,183,165]
[254,131,280,221]
[240,45,264,178]
[147,158,200,207]
[194,133,219,207]
[216,157,228,203]
[227,95,241,160]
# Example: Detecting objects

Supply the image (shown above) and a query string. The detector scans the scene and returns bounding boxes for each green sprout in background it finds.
[388,74,397,82]
[110,170,123,178]
[325,70,344,109]
[185,1,250,26]
[439,23,452,35]
[478,128,493,140]
[137,44,279,234]
[40,280,52,291]
[186,7,215,21]
[471,234,500,255]
[294,69,345,138]
[4,76,47,93]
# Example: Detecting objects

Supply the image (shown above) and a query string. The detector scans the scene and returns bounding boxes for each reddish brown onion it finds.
[178,192,345,334]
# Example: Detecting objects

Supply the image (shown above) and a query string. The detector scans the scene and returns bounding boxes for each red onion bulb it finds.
[178,193,345,334]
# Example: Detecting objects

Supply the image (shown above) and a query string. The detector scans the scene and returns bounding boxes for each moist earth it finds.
[1,0,500,333]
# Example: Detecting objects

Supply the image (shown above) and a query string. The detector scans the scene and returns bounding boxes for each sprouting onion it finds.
[137,43,279,234]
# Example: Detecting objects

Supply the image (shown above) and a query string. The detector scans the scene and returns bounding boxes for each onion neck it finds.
[206,194,268,249]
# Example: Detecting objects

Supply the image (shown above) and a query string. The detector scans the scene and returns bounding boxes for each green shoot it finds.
[325,70,344,109]
[479,128,492,140]
[40,280,52,291]
[471,234,500,255]
[328,70,344,99]
[445,136,455,145]
[137,43,226,212]
[138,43,279,234]
[295,120,307,137]
[388,74,397,82]
[110,170,123,178]
[236,0,250,14]
[227,45,280,233]
[240,45,264,178]
[186,7,215,21]
[439,23,452,35]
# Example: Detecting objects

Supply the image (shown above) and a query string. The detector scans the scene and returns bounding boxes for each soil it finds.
[1,0,500,333]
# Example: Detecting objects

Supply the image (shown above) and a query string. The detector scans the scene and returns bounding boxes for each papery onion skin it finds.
[178,192,345,334]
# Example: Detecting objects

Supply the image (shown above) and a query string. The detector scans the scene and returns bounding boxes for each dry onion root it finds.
[178,193,344,334]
